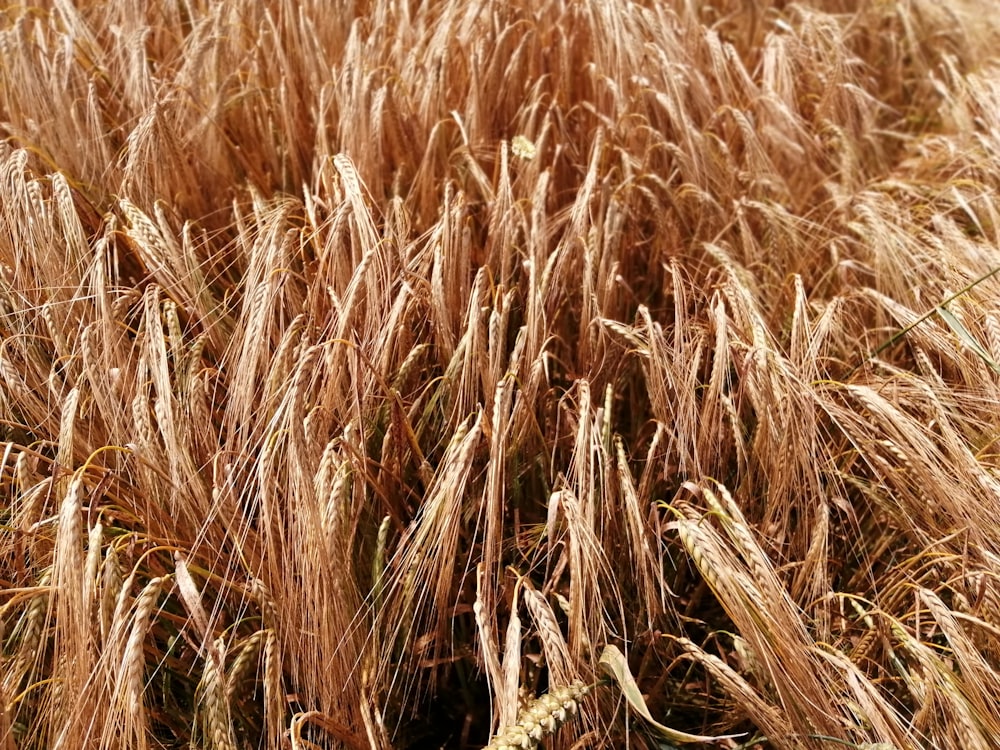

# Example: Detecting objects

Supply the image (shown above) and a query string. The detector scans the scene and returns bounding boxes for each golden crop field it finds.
[2,1,1000,748]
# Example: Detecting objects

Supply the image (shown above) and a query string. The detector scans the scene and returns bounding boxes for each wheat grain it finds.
[12,569,50,674]
[82,521,102,629]
[484,680,591,750]
[674,635,788,737]
[100,542,123,645]
[698,481,775,594]
[500,580,523,731]
[200,636,237,750]
[3,0,1000,746]
[106,576,165,750]
[251,577,278,630]
[260,628,284,750]
[473,565,503,703]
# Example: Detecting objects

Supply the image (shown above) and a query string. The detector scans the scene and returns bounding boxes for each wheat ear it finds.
[484,680,592,750]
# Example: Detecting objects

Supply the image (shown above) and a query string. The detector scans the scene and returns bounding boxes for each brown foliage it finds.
[2,1,1000,748]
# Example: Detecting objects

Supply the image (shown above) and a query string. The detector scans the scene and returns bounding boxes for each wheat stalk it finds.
[3,0,1000,747]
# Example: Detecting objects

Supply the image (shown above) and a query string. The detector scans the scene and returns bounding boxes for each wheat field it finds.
[3,0,1000,748]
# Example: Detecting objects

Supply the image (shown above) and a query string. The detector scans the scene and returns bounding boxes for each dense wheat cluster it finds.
[3,0,1000,747]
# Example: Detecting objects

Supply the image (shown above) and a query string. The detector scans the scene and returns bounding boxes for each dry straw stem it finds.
[3,0,1000,747]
